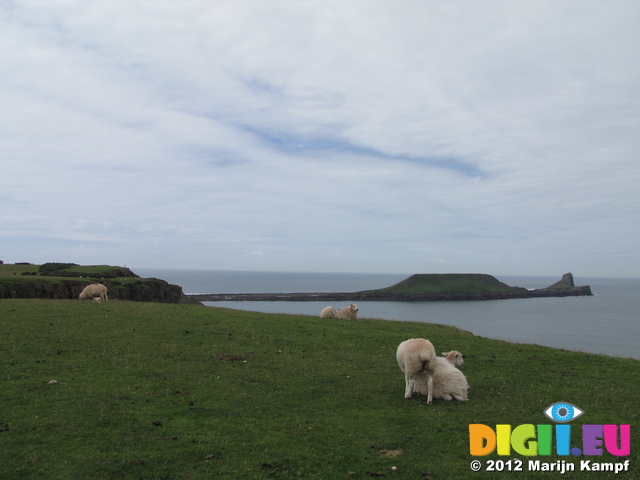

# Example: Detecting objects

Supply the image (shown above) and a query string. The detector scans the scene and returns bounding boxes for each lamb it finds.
[441,350,464,368]
[414,350,468,401]
[79,283,108,302]
[320,306,335,318]
[396,338,437,402]
[334,304,358,320]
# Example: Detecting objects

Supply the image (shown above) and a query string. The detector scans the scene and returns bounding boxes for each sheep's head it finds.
[350,304,358,312]
[442,350,464,367]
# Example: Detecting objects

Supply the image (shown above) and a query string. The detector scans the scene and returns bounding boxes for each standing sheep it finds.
[79,283,108,302]
[320,306,335,318]
[415,350,468,401]
[334,304,358,320]
[396,338,437,403]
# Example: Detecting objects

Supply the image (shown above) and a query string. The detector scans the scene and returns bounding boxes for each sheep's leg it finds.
[426,375,433,404]
[404,375,413,399]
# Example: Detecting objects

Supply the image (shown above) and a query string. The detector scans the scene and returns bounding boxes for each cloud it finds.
[1,0,639,276]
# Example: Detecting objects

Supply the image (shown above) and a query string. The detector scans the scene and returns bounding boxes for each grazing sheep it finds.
[396,338,437,402]
[79,283,108,302]
[320,306,335,318]
[334,304,358,320]
[414,350,468,401]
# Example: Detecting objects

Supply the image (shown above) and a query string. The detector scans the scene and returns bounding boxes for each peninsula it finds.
[190,272,592,302]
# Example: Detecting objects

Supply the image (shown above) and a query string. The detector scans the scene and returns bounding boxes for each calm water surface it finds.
[135,269,639,360]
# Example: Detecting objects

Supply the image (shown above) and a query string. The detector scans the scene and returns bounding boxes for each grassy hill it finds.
[0,263,186,303]
[0,299,636,479]
[372,273,526,296]
[0,262,136,279]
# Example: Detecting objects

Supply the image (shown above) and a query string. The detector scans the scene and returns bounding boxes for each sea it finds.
[135,269,640,361]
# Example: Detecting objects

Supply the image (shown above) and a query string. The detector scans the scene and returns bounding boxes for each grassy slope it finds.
[372,273,523,295]
[0,264,129,283]
[0,299,638,479]
[0,264,40,276]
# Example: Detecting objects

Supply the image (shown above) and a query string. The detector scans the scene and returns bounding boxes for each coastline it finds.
[189,288,592,302]
[189,272,592,302]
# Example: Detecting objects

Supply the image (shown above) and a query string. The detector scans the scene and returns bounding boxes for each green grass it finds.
[1,299,637,479]
[372,273,522,295]
[0,263,133,281]
[48,264,119,276]
[0,264,41,277]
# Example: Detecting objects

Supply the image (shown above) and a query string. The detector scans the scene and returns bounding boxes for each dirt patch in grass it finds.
[215,353,248,362]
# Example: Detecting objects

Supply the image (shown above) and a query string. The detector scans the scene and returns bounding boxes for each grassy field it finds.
[0,263,139,282]
[1,299,637,479]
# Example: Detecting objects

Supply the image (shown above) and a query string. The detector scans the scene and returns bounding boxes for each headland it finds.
[190,272,592,302]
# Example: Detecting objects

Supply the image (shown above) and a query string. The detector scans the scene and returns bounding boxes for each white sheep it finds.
[334,304,358,320]
[79,283,108,302]
[320,306,335,318]
[414,350,468,401]
[441,350,464,368]
[396,338,436,402]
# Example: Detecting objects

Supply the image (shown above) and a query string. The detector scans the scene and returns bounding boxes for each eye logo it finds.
[544,402,584,423]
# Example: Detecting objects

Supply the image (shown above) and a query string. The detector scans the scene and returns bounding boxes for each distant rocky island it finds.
[190,273,592,302]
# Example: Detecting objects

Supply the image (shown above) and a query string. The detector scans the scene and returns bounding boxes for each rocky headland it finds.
[190,272,592,302]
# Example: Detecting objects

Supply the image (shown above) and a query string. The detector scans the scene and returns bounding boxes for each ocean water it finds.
[135,269,408,295]
[135,269,640,360]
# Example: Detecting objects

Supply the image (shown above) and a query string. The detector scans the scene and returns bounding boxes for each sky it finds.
[2,1,639,278]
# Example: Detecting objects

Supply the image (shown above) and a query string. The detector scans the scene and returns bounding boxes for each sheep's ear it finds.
[441,352,448,356]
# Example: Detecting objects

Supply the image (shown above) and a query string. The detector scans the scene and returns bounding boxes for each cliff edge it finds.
[0,263,191,303]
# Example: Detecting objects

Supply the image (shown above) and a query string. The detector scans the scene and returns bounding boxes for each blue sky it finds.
[1,1,639,277]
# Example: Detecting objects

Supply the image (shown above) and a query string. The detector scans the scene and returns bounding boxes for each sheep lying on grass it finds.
[320,306,335,318]
[334,304,358,320]
[396,338,436,402]
[79,283,108,302]
[415,350,468,401]
[441,350,464,368]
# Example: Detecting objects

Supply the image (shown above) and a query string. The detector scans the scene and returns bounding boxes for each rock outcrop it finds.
[527,272,592,297]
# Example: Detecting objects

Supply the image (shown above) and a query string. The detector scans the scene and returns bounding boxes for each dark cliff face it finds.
[0,278,185,303]
[112,279,184,303]
[0,280,86,300]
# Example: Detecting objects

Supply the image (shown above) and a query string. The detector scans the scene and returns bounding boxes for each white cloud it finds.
[1,0,639,276]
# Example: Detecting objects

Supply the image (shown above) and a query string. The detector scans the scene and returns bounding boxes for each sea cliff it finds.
[0,263,189,303]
